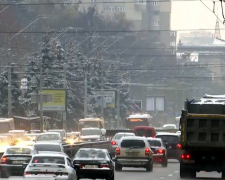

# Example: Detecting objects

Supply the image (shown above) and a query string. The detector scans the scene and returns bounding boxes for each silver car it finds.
[23,154,77,180]
[110,132,135,157]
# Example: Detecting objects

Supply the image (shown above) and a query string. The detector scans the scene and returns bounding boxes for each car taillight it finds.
[100,164,110,168]
[25,172,31,176]
[145,148,150,156]
[158,149,164,154]
[177,144,181,148]
[181,154,190,159]
[1,157,6,164]
[116,147,120,155]
[111,141,116,145]
[153,136,155,138]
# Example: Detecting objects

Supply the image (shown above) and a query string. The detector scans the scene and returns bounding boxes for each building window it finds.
[170,41,176,46]
[136,0,146,4]
[170,31,176,36]
[154,21,160,26]
[151,1,159,6]
[153,11,159,15]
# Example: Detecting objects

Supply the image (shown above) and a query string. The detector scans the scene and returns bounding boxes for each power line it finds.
[0,0,215,6]
[2,28,225,33]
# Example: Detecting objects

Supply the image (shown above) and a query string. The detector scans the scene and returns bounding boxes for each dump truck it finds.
[179,94,225,179]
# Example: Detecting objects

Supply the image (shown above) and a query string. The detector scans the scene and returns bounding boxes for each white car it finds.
[110,132,135,156]
[36,132,64,144]
[163,124,176,129]
[114,136,153,172]
[23,154,77,180]
[34,142,65,153]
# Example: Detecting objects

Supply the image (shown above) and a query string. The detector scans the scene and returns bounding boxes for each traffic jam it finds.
[0,114,180,179]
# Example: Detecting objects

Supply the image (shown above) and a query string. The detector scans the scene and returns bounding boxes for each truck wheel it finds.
[162,158,168,167]
[146,162,153,172]
[0,170,9,178]
[222,171,225,179]
[115,163,122,171]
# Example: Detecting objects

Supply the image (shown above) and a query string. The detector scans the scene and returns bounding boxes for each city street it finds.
[4,160,222,180]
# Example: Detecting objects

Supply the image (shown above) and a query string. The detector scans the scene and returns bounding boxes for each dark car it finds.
[73,148,114,180]
[0,146,36,178]
[155,133,181,161]
[147,137,168,167]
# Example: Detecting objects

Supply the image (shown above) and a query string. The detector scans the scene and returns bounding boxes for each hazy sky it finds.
[171,0,224,40]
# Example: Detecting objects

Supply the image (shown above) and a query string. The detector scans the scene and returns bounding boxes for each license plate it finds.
[126,152,139,155]
[12,160,25,164]
[84,165,98,168]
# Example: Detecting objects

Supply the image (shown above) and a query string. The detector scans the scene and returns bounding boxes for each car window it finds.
[114,134,134,140]
[121,140,145,148]
[32,156,65,164]
[148,140,161,147]
[37,134,60,141]
[75,149,108,159]
[156,135,180,144]
[135,129,145,136]
[35,144,61,152]
[67,158,73,167]
[6,147,32,155]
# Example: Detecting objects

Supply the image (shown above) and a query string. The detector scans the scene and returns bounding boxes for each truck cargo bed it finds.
[181,113,225,148]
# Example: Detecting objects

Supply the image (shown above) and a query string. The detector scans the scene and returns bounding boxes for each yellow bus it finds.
[78,118,104,131]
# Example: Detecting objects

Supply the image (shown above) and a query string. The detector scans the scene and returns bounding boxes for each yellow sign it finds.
[39,89,66,111]
[129,119,144,122]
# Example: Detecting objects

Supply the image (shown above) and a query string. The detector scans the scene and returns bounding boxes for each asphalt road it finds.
[3,160,223,180]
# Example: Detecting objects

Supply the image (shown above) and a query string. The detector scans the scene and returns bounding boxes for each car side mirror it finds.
[22,163,28,169]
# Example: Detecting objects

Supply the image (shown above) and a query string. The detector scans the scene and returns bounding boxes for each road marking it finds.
[168,174,173,177]
[174,171,179,173]
[160,177,165,179]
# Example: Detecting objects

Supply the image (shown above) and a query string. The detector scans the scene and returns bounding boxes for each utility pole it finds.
[84,70,88,118]
[101,63,104,118]
[39,54,44,132]
[63,63,67,129]
[117,83,120,128]
[7,56,12,118]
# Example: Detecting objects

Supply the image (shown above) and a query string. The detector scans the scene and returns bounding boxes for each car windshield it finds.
[75,149,108,159]
[35,144,61,152]
[148,140,162,147]
[156,135,180,144]
[80,129,101,136]
[37,134,60,141]
[49,130,65,138]
[6,147,32,154]
[114,134,134,140]
[121,140,145,148]
[32,156,65,164]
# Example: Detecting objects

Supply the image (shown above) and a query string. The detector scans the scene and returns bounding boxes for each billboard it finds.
[38,89,66,111]
[93,90,116,108]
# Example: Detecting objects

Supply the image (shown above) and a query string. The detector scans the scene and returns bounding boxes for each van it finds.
[134,126,156,138]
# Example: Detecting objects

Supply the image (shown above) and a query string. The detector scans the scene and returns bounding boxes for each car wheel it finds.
[115,163,122,171]
[0,170,9,178]
[222,171,225,179]
[146,161,153,172]
[107,173,114,180]
[162,158,168,167]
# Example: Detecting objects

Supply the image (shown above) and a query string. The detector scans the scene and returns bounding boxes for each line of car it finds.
[110,132,182,171]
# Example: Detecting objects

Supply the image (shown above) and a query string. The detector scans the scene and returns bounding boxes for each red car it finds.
[147,137,168,167]
[134,126,156,138]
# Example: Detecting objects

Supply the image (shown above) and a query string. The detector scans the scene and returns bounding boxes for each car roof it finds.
[156,133,179,136]
[48,129,65,131]
[115,132,134,135]
[78,148,108,152]
[6,146,34,150]
[146,137,162,141]
[121,136,146,140]
[25,134,39,136]
[0,136,8,138]
[35,142,61,145]
[32,153,67,158]
[39,132,60,135]
[81,128,100,130]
